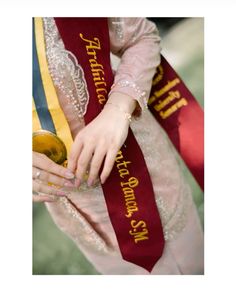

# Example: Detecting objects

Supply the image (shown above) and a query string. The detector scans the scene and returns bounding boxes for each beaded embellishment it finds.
[111,17,125,43]
[111,80,148,110]
[43,17,89,119]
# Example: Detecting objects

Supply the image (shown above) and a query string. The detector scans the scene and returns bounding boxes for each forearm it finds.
[109,18,161,111]
[106,92,137,115]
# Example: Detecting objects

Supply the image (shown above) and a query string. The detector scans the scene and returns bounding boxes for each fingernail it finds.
[64,181,76,188]
[87,179,94,187]
[65,171,75,179]
[56,191,67,197]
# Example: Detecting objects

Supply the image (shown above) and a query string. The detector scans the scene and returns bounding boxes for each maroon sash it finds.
[149,56,204,190]
[55,18,165,272]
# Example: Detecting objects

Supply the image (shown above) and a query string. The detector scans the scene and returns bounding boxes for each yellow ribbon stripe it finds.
[34,17,73,154]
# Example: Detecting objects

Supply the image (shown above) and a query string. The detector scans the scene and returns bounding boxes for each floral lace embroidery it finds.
[43,18,111,253]
[43,17,89,119]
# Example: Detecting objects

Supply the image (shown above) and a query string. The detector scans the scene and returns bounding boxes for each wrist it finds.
[107,92,137,114]
[104,102,132,123]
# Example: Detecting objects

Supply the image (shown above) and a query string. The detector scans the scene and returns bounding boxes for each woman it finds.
[33,17,204,274]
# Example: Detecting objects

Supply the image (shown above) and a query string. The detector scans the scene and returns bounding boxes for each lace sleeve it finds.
[108,18,161,111]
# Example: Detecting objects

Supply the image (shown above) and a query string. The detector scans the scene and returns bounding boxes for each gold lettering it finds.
[125,206,138,218]
[96,88,107,95]
[148,95,156,105]
[92,71,104,82]
[91,68,105,75]
[90,59,104,70]
[152,65,164,86]
[176,97,188,108]
[80,34,108,107]
[160,97,188,119]
[131,219,146,229]
[126,200,137,206]
[117,160,131,169]
[129,219,149,243]
[125,196,135,202]
[113,150,140,220]
[95,81,107,88]
[86,50,96,57]
[79,34,101,50]
[97,94,106,104]
[133,229,149,243]
[122,187,135,199]
[154,90,180,112]
[120,177,139,188]
[115,150,123,162]
[154,78,180,98]
[119,168,129,178]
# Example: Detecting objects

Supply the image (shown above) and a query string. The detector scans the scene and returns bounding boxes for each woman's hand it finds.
[67,93,136,187]
[68,105,130,186]
[32,151,75,202]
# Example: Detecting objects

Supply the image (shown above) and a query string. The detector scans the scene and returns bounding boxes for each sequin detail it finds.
[130,111,192,242]
[58,196,110,253]
[111,79,148,109]
[43,17,89,119]
[156,182,191,241]
[111,18,125,43]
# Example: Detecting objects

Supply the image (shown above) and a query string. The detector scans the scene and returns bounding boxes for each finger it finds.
[33,180,68,197]
[87,146,106,186]
[75,145,94,185]
[67,140,83,173]
[32,167,75,188]
[33,168,42,180]
[33,152,74,179]
[100,148,119,184]
[33,194,56,203]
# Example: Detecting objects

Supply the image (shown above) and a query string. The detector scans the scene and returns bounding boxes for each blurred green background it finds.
[33,17,204,275]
